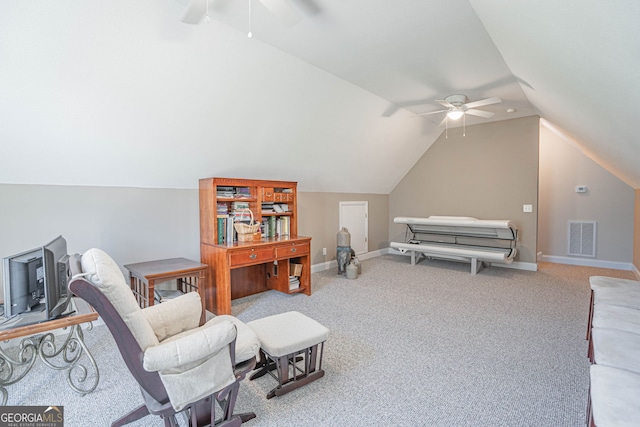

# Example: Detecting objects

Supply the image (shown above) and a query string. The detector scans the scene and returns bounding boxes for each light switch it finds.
[523,204,533,213]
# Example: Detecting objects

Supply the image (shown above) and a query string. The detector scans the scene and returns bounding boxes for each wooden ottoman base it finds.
[247,311,329,399]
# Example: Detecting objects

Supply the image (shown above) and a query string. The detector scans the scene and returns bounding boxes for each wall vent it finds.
[568,220,597,257]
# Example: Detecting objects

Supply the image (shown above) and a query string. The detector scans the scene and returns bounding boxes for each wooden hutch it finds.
[199,177,311,315]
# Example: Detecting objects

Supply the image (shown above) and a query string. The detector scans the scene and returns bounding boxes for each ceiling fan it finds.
[417,94,502,121]
[179,0,302,27]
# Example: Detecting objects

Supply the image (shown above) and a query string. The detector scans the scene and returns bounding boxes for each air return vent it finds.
[568,221,597,257]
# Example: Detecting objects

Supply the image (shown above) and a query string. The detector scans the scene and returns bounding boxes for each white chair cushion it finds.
[144,319,237,412]
[247,311,329,357]
[144,319,236,371]
[81,248,159,350]
[208,315,260,364]
[591,328,640,374]
[142,292,202,342]
[590,364,640,427]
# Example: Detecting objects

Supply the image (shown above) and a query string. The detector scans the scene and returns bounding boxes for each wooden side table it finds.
[123,258,208,312]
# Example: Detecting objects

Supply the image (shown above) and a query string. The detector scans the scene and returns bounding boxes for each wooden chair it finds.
[69,251,259,426]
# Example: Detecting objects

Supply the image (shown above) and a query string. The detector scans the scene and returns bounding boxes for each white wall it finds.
[0,0,437,194]
[538,125,635,267]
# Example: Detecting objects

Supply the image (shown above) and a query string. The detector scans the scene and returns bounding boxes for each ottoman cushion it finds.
[247,311,329,357]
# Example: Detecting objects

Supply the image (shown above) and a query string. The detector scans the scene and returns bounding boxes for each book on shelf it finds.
[226,215,235,244]
[231,201,250,211]
[281,216,290,236]
[268,216,276,238]
[217,202,229,215]
[260,218,268,238]
[216,186,234,198]
[217,215,228,244]
[231,210,252,223]
[288,276,300,291]
[275,203,288,212]
[234,187,251,198]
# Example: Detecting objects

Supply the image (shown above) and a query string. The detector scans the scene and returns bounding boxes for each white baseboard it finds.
[312,248,635,276]
[311,248,389,273]
[493,261,538,272]
[540,254,634,271]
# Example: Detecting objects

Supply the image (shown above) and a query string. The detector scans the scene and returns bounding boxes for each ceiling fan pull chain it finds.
[445,115,449,139]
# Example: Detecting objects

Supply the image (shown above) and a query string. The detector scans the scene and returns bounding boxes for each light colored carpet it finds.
[5,256,637,426]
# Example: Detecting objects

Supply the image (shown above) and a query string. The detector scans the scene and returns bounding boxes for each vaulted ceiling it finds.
[1,0,638,192]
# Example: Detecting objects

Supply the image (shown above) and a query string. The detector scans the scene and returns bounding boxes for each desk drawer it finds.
[275,242,310,258]
[230,248,274,267]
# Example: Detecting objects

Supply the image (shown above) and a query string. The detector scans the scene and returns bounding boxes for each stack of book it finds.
[234,187,251,199]
[289,276,300,291]
[217,202,228,215]
[261,202,275,214]
[216,186,234,198]
[231,201,250,211]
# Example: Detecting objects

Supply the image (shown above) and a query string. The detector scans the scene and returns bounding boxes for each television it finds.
[2,235,72,326]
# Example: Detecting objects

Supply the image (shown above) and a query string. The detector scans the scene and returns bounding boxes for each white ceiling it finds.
[198,0,640,187]
[1,0,639,191]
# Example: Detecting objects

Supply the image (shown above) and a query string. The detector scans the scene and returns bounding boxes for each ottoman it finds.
[247,311,329,399]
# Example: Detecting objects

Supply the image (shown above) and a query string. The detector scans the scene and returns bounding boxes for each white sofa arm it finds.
[142,292,202,342]
[143,319,236,372]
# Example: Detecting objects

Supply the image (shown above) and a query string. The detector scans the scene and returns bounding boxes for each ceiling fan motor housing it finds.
[445,94,467,107]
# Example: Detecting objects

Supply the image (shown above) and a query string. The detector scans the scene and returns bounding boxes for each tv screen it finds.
[2,235,71,325]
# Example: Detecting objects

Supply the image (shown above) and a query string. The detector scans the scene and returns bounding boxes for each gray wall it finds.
[389,116,540,264]
[538,126,635,263]
[0,184,202,293]
[297,192,389,265]
[0,184,389,293]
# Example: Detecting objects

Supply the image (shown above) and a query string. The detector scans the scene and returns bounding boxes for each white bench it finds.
[587,276,640,426]
[390,216,518,274]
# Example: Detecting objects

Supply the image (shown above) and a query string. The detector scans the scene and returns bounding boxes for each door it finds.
[339,201,368,255]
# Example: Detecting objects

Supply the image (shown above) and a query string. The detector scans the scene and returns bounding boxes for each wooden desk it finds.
[0,298,99,405]
[123,258,208,310]
[201,236,312,315]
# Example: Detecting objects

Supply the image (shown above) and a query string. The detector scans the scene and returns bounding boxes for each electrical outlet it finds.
[523,204,533,213]
[322,247,327,256]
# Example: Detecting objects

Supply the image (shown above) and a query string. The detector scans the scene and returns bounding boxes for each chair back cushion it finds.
[81,248,159,350]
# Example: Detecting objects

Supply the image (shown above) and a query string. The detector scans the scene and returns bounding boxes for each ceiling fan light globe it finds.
[447,110,464,120]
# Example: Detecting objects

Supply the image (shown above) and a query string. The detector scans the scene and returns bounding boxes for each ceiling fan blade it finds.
[259,0,302,27]
[435,100,455,109]
[415,109,449,116]
[180,0,207,24]
[464,97,502,109]
[465,109,494,118]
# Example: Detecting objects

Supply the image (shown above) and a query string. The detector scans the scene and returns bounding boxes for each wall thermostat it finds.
[575,185,588,193]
